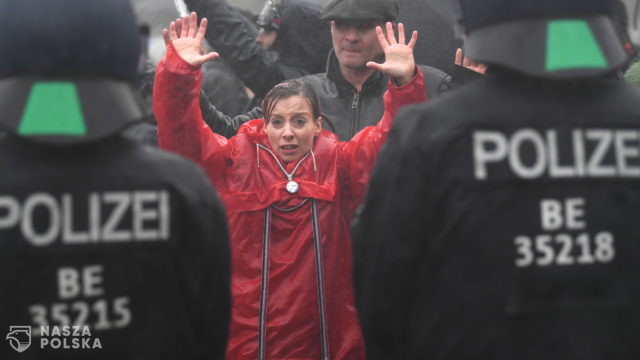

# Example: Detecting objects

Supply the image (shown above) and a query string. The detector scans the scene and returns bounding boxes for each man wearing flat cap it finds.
[298,0,452,140]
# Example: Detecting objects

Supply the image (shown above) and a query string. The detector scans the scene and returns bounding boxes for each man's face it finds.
[256,28,278,50]
[331,20,385,71]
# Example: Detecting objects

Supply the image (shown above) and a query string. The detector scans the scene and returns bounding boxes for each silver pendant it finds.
[286,180,299,194]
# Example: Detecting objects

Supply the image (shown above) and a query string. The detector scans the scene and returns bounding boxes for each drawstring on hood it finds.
[256,143,318,174]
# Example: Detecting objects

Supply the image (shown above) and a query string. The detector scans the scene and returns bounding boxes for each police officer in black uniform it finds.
[352,0,640,359]
[0,0,230,359]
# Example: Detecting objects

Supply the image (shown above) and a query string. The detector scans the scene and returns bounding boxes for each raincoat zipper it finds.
[350,92,359,138]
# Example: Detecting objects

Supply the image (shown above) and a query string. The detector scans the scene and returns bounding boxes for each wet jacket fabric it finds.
[201,98,264,139]
[201,50,451,141]
[296,51,450,141]
[0,134,231,359]
[184,0,331,100]
[352,69,640,360]
[154,43,426,360]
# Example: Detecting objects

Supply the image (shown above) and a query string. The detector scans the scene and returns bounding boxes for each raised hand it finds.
[455,48,487,75]
[162,12,219,67]
[366,22,417,86]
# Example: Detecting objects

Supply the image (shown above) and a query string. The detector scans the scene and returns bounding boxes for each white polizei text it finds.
[474,129,640,180]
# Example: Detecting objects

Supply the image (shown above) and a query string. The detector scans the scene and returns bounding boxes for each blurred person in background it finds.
[182,0,332,99]
[169,0,332,138]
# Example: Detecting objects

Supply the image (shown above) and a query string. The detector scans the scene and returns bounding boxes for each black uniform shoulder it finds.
[123,121,158,147]
[595,77,640,109]
[114,136,222,203]
[388,82,474,153]
[0,135,218,201]
[393,74,640,158]
[399,76,492,135]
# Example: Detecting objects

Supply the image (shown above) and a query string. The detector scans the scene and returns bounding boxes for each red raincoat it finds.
[154,44,426,360]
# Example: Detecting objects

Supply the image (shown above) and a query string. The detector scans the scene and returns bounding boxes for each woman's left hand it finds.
[366,22,417,86]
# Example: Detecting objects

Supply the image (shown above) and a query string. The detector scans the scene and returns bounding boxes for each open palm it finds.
[162,12,219,67]
[367,22,417,86]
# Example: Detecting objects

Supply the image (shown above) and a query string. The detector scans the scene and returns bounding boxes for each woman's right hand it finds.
[162,12,219,66]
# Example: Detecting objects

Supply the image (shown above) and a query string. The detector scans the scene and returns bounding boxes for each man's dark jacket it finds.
[202,50,452,140]
[353,68,640,359]
[0,134,231,359]
[299,50,452,140]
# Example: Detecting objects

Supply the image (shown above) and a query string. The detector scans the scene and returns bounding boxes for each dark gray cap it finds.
[320,0,398,22]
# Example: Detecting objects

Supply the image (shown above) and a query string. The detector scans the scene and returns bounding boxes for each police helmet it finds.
[257,0,283,30]
[454,0,630,78]
[0,0,145,144]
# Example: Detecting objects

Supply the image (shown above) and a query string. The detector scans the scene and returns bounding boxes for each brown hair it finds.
[262,80,325,124]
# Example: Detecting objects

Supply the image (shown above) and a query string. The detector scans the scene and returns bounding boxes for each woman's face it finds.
[265,95,322,163]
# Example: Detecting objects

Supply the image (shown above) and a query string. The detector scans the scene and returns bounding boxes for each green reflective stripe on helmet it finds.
[546,19,608,72]
[18,82,86,136]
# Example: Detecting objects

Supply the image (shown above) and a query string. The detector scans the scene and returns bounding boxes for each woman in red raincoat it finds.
[154,13,426,360]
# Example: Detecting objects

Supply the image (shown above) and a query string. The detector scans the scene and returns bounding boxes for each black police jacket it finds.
[353,69,640,360]
[0,134,230,359]
[200,51,452,141]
